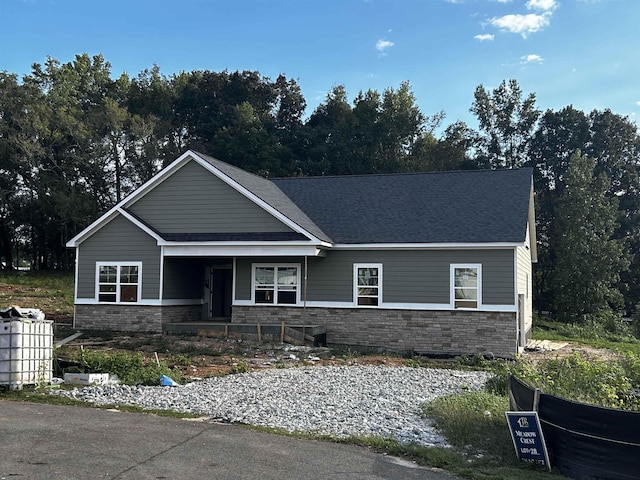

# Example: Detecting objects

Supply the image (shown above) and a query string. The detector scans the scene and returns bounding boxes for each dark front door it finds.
[210,267,232,319]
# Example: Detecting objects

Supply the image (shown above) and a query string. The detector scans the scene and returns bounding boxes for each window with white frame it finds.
[97,263,141,303]
[354,264,382,306]
[253,264,300,305]
[451,264,481,309]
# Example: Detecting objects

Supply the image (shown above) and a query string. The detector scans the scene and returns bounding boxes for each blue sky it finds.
[1,0,638,130]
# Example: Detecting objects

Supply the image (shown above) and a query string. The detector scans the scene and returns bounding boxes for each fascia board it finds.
[332,242,523,250]
[188,151,325,245]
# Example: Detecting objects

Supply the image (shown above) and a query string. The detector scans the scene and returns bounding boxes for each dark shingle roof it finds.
[194,152,332,242]
[272,168,533,244]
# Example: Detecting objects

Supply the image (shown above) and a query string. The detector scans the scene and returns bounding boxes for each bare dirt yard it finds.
[54,327,410,380]
[523,340,622,364]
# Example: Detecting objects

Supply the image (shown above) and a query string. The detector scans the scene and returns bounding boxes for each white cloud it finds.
[521,54,544,63]
[489,13,551,37]
[474,34,495,41]
[635,101,640,107]
[526,0,557,11]
[375,39,395,54]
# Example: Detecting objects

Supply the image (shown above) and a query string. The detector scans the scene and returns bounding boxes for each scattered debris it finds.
[525,339,568,352]
[0,305,45,320]
[63,373,110,385]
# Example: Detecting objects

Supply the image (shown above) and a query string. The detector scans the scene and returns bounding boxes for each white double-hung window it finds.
[97,262,141,303]
[451,264,481,309]
[354,264,382,306]
[253,264,300,305]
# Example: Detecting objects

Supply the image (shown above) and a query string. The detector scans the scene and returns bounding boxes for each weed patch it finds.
[488,352,640,410]
[59,349,183,386]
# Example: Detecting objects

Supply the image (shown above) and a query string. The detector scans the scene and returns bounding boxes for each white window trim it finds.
[95,262,143,304]
[251,263,301,306]
[450,263,482,309]
[353,263,383,307]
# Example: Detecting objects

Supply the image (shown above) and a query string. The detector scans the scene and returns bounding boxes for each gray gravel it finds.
[51,366,489,446]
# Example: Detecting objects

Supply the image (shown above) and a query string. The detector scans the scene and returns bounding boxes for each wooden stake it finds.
[280,321,285,343]
[154,352,160,367]
[257,323,262,342]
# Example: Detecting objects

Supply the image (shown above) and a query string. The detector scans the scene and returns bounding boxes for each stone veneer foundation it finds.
[74,304,201,333]
[232,306,518,358]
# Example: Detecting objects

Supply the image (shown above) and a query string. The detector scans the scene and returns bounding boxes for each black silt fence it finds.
[509,375,640,480]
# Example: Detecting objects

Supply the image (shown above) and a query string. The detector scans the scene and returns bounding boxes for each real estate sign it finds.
[505,411,551,470]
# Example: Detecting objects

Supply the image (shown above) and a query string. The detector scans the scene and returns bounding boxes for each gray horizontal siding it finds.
[129,160,293,234]
[234,249,515,306]
[76,215,161,300]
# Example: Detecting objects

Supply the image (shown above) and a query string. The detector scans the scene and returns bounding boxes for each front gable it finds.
[128,160,294,235]
[67,151,329,250]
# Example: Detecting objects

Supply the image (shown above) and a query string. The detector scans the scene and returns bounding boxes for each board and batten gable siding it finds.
[234,250,514,306]
[128,160,293,234]
[76,214,161,300]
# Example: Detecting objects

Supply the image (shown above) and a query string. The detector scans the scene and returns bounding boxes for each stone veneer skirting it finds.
[74,304,201,333]
[232,306,517,358]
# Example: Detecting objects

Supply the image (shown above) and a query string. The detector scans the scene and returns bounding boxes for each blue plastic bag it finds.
[159,374,179,386]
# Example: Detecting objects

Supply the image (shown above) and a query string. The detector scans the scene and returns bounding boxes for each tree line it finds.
[1,53,639,324]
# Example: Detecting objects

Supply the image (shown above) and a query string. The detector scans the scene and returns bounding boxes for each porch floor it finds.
[163,322,326,346]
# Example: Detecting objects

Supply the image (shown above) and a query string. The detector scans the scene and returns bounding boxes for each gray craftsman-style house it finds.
[67,150,536,358]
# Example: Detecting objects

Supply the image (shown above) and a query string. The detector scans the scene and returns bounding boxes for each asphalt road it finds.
[0,400,462,480]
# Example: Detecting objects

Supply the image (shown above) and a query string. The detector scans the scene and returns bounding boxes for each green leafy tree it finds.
[410,120,480,172]
[552,150,629,322]
[470,79,540,169]
[302,85,354,175]
[301,82,433,176]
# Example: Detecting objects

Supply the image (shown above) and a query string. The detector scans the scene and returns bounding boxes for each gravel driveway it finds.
[52,365,490,446]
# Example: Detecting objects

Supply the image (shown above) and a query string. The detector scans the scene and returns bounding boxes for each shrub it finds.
[487,353,639,410]
[77,349,181,386]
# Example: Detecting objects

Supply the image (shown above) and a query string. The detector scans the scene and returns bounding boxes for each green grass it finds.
[421,392,560,479]
[0,270,74,317]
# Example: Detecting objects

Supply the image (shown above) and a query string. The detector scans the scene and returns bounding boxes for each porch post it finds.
[302,256,308,339]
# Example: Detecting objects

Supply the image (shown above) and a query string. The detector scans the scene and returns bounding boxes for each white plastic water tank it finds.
[0,319,53,390]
